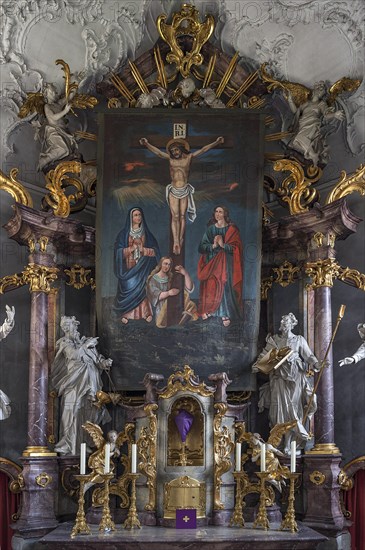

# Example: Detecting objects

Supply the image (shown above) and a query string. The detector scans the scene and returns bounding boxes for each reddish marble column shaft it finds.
[27,290,49,449]
[313,286,334,444]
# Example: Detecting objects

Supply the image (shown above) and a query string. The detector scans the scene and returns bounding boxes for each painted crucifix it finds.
[139,134,224,255]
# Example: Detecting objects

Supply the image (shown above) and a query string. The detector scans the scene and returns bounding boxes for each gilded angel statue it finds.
[82,421,128,484]
[18,60,97,173]
[240,421,296,491]
[261,64,361,167]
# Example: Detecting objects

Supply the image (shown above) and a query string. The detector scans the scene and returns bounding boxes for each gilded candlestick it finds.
[71,474,92,538]
[123,473,141,529]
[229,471,246,527]
[98,472,115,532]
[280,472,300,533]
[253,472,270,530]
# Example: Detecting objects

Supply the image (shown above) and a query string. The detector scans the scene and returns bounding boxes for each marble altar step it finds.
[39,521,327,549]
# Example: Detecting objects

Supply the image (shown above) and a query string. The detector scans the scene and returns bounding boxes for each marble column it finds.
[15,248,59,537]
[313,286,335,446]
[23,251,58,456]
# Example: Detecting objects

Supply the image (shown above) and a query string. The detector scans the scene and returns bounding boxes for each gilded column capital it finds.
[23,263,59,293]
[305,258,340,289]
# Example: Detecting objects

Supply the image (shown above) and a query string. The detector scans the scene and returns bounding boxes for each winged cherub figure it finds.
[18,60,97,173]
[82,421,128,484]
[242,421,296,491]
[261,64,361,167]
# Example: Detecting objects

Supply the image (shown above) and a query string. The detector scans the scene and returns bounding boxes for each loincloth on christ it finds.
[166,183,196,222]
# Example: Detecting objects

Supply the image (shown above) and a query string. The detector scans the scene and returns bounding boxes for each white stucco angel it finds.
[0,305,15,421]
[261,64,361,167]
[252,312,320,454]
[339,324,365,367]
[51,316,112,455]
[18,60,97,173]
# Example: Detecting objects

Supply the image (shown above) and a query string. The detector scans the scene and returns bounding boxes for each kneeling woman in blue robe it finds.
[114,207,160,324]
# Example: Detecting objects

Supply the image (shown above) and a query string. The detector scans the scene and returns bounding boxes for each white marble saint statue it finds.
[285,81,345,167]
[338,324,365,366]
[51,316,112,455]
[252,312,320,454]
[0,305,15,421]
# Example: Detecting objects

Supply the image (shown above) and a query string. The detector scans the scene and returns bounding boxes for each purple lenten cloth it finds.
[174,409,194,442]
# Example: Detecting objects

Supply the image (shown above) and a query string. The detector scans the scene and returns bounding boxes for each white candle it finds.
[290,441,296,473]
[235,443,242,472]
[131,444,137,474]
[104,443,111,474]
[260,443,266,472]
[80,443,86,475]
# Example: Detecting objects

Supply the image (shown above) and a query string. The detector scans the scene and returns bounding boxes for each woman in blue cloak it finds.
[114,207,160,324]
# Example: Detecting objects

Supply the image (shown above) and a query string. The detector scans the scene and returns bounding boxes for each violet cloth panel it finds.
[175,409,194,442]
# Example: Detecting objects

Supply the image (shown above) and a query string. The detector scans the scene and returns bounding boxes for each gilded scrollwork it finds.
[159,366,214,399]
[22,264,59,293]
[138,404,158,511]
[0,168,33,207]
[157,4,214,78]
[213,403,234,510]
[305,259,341,289]
[64,264,95,290]
[337,266,365,291]
[44,160,83,218]
[325,164,365,204]
[272,159,321,215]
[0,273,26,294]
[272,261,300,288]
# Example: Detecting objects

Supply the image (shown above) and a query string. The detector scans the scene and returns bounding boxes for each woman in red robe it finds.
[197,206,243,327]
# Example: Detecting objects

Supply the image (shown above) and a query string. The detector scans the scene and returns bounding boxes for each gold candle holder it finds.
[280,472,300,533]
[253,471,270,531]
[71,474,92,538]
[123,473,141,530]
[229,471,246,527]
[99,472,116,532]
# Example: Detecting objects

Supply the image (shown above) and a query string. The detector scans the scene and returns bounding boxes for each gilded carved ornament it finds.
[0,168,33,207]
[157,4,214,78]
[44,161,83,218]
[273,159,321,215]
[28,236,49,253]
[338,469,354,492]
[213,403,234,510]
[137,404,158,512]
[325,164,365,204]
[35,472,52,488]
[0,273,26,294]
[309,471,326,485]
[337,266,365,292]
[272,261,300,288]
[64,264,95,291]
[22,264,59,293]
[260,277,273,301]
[305,259,341,289]
[159,365,214,399]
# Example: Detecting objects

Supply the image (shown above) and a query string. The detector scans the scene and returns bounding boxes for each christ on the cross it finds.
[139,135,224,255]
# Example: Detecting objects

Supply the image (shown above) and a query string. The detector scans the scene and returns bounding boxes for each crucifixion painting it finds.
[139,135,224,255]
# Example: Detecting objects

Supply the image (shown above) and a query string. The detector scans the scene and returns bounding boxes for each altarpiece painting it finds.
[97,110,264,390]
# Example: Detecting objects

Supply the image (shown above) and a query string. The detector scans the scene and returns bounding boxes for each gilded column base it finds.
[306,443,341,455]
[23,446,57,457]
